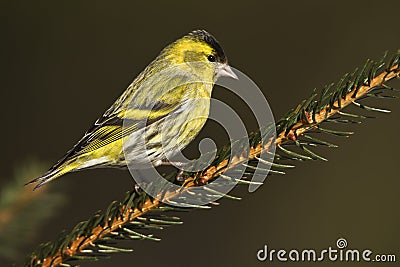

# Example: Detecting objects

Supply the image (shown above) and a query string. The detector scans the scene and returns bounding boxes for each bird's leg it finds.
[176,169,185,182]
[129,169,144,193]
[134,183,142,194]
[154,160,188,182]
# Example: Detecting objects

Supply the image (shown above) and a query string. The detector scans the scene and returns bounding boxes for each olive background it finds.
[1,0,400,266]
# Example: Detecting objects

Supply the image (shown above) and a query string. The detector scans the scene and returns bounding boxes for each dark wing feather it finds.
[47,115,124,172]
[47,100,180,172]
[47,67,193,172]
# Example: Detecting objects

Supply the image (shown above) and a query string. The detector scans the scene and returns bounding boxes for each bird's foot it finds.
[154,160,187,182]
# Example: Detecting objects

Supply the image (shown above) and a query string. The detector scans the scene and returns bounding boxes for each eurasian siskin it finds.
[28,29,237,189]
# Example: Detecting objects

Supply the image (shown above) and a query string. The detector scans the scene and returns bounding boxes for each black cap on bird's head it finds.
[186,30,237,80]
[187,30,227,64]
[166,29,237,80]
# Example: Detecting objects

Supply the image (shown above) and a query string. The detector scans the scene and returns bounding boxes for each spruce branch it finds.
[25,52,399,267]
[0,160,65,262]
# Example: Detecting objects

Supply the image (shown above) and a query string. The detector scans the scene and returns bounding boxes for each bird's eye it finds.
[207,55,216,62]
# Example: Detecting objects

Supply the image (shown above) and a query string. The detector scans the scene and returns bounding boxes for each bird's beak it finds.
[218,64,238,80]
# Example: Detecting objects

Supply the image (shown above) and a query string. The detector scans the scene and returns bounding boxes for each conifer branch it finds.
[25,52,399,267]
[0,160,65,262]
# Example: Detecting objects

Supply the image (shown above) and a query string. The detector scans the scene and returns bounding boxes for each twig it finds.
[27,53,400,267]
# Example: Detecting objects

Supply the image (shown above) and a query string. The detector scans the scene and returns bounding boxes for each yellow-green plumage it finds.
[28,30,237,189]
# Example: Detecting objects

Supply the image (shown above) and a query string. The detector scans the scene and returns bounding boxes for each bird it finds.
[27,29,238,190]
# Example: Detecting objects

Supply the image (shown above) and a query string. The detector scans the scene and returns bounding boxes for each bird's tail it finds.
[25,161,81,190]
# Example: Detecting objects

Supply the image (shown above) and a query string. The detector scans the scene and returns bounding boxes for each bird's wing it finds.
[50,100,181,170]
[48,67,195,171]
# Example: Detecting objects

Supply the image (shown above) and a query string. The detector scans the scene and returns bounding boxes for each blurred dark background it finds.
[1,0,399,266]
